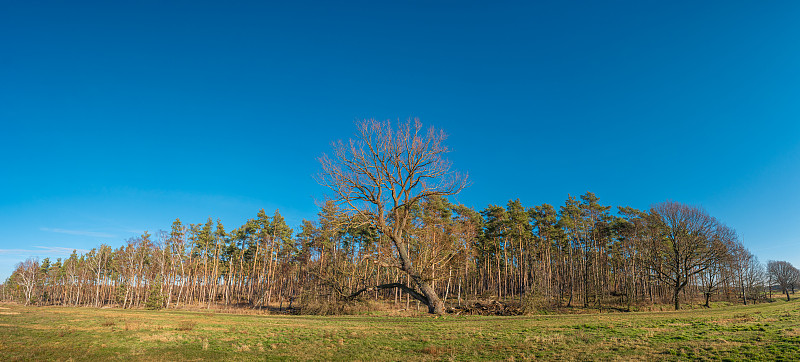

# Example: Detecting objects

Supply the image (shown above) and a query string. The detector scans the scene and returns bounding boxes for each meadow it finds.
[0,300,798,361]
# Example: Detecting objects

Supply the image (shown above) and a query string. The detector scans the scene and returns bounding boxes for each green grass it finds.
[1,300,799,361]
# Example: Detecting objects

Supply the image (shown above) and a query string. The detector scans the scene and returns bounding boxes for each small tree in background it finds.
[146,275,165,310]
[768,260,798,301]
[13,258,40,306]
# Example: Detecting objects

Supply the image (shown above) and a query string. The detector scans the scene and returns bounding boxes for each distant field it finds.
[1,300,798,361]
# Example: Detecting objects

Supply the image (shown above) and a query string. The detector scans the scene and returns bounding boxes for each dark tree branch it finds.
[347,283,429,305]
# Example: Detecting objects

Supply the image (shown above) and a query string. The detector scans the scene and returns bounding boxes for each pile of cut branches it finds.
[448,300,523,316]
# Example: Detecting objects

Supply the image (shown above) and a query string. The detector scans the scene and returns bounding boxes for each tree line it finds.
[3,195,794,312]
[2,119,797,313]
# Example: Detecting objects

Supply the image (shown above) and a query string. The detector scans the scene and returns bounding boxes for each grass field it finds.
[1,299,798,361]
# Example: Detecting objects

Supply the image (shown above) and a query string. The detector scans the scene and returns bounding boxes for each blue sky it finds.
[2,1,799,280]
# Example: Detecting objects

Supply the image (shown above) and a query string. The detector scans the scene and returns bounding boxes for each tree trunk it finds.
[392,235,445,314]
[673,287,680,310]
[417,279,445,314]
[741,281,747,305]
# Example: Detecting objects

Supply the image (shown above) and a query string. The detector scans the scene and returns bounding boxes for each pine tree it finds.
[146,275,164,310]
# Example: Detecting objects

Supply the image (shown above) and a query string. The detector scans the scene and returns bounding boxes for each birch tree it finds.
[16,258,40,305]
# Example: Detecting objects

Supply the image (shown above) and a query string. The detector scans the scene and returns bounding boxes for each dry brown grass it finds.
[140,333,183,343]
[421,345,447,356]
[524,333,566,344]
[710,313,756,325]
[176,321,197,331]
[2,299,799,361]
[233,343,251,352]
[783,328,800,337]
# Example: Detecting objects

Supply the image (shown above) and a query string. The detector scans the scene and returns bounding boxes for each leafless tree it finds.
[744,255,767,302]
[649,201,725,310]
[15,258,40,305]
[698,223,736,307]
[791,267,800,295]
[767,260,798,301]
[318,118,467,314]
[730,242,755,305]
[2,192,772,313]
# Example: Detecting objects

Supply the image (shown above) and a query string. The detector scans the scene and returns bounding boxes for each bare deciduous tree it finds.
[2,190,772,313]
[699,223,736,307]
[319,118,467,314]
[649,201,725,310]
[15,258,40,305]
[767,260,798,301]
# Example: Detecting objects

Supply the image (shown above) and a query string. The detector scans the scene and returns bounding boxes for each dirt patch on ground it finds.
[0,312,20,315]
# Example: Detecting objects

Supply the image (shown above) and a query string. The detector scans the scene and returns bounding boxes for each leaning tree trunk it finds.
[349,232,446,315]
[411,273,445,314]
[395,235,445,314]
[346,264,445,314]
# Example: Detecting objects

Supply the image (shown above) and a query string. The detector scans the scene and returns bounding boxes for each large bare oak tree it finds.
[649,201,727,310]
[318,118,467,314]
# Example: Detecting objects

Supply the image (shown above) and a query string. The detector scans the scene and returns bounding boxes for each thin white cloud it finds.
[0,246,88,256]
[41,228,116,238]
[34,246,89,254]
[0,249,32,255]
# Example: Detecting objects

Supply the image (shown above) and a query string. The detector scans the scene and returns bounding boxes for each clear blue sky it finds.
[2,1,799,281]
